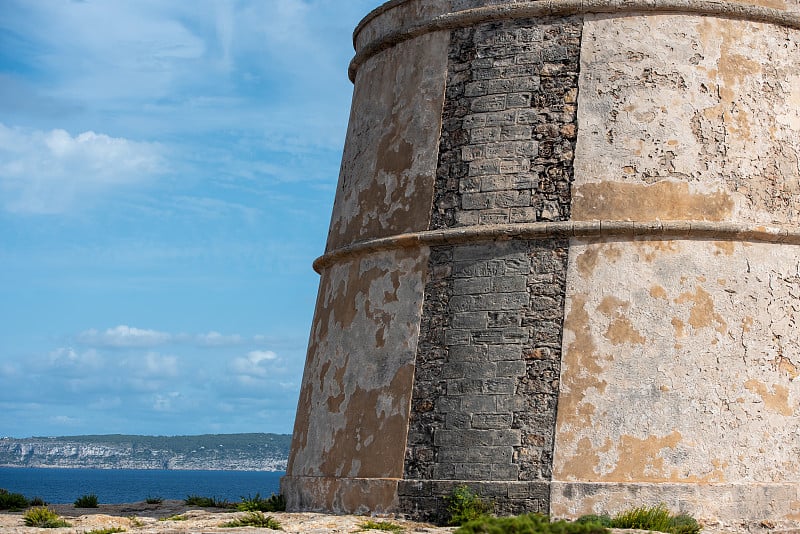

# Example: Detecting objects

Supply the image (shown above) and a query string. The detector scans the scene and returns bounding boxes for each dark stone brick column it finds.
[399,16,582,522]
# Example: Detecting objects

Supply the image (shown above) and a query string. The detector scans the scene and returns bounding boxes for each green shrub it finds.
[237,493,286,512]
[445,485,493,526]
[358,519,404,531]
[221,511,282,529]
[145,495,163,504]
[667,513,702,534]
[23,507,72,528]
[185,494,231,508]
[575,514,612,527]
[85,528,126,534]
[610,504,700,534]
[455,513,610,534]
[75,493,99,508]
[29,496,47,507]
[0,488,29,510]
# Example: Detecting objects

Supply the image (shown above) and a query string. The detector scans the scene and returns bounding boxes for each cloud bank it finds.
[0,124,165,214]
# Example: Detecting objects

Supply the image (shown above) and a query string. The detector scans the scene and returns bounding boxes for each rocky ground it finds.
[0,500,455,533]
[2,501,799,534]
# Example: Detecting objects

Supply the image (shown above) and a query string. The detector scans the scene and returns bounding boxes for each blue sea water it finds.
[0,467,284,504]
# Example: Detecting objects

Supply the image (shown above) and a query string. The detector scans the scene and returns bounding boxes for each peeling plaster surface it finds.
[552,239,800,518]
[554,12,800,521]
[285,248,429,509]
[326,31,449,251]
[292,0,800,521]
[572,13,800,225]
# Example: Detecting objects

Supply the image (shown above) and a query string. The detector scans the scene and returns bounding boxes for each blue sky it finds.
[0,0,383,438]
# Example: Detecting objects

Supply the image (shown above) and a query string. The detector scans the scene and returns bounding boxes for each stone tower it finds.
[282,0,800,525]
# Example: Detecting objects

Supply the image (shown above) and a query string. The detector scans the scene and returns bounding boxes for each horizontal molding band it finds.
[349,0,800,81]
[313,220,800,273]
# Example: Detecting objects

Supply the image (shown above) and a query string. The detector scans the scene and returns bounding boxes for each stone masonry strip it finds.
[400,16,580,521]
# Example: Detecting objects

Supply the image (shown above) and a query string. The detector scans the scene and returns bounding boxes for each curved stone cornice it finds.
[349,0,800,81]
[314,220,800,272]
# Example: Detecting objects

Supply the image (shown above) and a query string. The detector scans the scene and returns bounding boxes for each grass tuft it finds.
[237,493,286,512]
[159,514,189,522]
[23,506,72,528]
[456,513,610,534]
[358,519,404,532]
[185,494,232,508]
[85,528,126,534]
[74,493,99,508]
[609,504,701,534]
[145,495,163,505]
[575,514,612,527]
[221,511,282,529]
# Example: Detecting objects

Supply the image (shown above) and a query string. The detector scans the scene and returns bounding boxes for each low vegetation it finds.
[446,500,699,534]
[358,519,404,532]
[456,513,610,534]
[23,506,72,528]
[237,493,286,512]
[220,511,282,529]
[580,504,701,534]
[85,527,126,534]
[0,488,29,511]
[159,514,189,521]
[185,494,232,508]
[145,495,163,504]
[29,497,47,507]
[445,485,493,526]
[75,493,99,508]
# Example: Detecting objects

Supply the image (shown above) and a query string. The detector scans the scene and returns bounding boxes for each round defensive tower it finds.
[282,0,800,525]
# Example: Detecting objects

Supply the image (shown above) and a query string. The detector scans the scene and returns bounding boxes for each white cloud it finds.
[78,325,172,348]
[48,347,103,370]
[76,325,266,349]
[197,331,244,346]
[0,123,166,214]
[248,350,278,363]
[231,350,278,379]
[140,352,180,377]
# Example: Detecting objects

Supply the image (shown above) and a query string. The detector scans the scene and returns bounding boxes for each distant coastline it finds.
[0,433,291,472]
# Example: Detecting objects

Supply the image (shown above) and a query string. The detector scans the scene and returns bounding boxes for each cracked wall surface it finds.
[572,13,800,225]
[552,239,800,520]
[553,10,800,523]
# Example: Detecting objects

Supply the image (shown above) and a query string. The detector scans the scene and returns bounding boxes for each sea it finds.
[0,467,284,504]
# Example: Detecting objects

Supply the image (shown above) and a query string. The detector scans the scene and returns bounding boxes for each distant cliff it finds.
[0,434,291,471]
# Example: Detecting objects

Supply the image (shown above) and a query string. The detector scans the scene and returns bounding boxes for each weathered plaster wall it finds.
[571,13,800,225]
[284,248,430,512]
[326,31,449,251]
[553,11,800,523]
[283,19,449,513]
[289,0,800,523]
[552,239,800,520]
